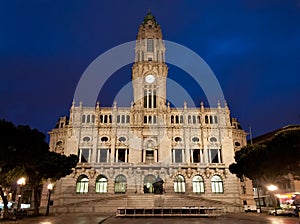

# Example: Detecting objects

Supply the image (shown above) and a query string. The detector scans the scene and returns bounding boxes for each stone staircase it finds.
[50,193,242,214]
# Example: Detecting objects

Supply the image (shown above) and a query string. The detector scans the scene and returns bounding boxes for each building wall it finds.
[44,12,254,214]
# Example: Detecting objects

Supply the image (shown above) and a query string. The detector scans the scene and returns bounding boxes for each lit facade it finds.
[46,12,253,214]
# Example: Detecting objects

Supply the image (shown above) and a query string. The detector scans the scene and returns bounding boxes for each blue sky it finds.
[0,0,300,139]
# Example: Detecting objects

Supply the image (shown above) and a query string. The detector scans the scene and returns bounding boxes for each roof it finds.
[250,124,300,145]
[143,11,157,25]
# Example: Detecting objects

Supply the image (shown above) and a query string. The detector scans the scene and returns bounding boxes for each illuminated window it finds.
[211,175,223,194]
[76,175,89,193]
[193,175,205,194]
[95,175,107,193]
[114,175,127,193]
[174,175,185,193]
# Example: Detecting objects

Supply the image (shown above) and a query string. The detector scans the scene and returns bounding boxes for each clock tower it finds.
[132,12,168,112]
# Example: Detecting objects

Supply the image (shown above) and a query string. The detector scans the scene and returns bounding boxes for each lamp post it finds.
[16,177,26,212]
[256,182,262,213]
[45,183,53,216]
[267,184,278,215]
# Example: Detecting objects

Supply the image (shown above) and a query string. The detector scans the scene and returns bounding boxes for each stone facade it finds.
[45,12,254,214]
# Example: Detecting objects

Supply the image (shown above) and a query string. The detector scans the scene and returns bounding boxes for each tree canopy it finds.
[0,119,78,217]
[229,129,300,183]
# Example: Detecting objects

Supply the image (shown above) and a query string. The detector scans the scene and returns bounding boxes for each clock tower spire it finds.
[132,12,168,111]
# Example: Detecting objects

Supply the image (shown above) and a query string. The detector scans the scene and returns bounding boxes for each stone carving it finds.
[205,167,213,178]
[187,167,193,178]
[89,168,96,178]
[109,168,114,178]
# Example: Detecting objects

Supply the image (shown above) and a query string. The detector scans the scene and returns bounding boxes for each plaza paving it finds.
[0,213,299,224]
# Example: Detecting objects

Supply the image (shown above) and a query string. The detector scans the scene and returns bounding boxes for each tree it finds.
[229,129,300,183]
[0,119,78,218]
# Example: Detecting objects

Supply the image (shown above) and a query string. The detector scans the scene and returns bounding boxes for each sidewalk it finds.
[0,214,110,224]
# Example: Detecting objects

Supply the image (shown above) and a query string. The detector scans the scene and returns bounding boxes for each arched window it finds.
[95,175,108,193]
[205,115,209,124]
[114,175,127,193]
[211,175,224,194]
[76,175,89,193]
[192,175,205,194]
[174,175,185,193]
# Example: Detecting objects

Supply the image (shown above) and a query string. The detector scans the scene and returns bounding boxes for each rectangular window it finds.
[192,149,201,163]
[97,149,109,163]
[144,89,156,109]
[145,150,154,163]
[80,148,90,163]
[144,90,147,108]
[147,39,154,52]
[173,149,183,163]
[209,149,222,163]
[117,149,127,162]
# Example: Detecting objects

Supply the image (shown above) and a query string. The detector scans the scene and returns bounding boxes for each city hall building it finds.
[45,12,254,214]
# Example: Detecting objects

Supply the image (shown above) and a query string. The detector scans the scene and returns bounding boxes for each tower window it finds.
[144,88,156,108]
[144,115,157,124]
[147,39,154,52]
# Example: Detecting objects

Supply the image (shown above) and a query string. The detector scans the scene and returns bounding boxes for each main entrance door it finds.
[144,174,164,194]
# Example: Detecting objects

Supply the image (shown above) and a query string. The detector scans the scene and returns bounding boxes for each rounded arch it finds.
[95,175,108,193]
[211,175,224,194]
[144,174,156,193]
[174,174,185,193]
[192,175,205,194]
[114,174,127,193]
[76,175,89,193]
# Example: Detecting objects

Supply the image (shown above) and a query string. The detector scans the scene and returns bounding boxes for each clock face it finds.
[145,74,155,83]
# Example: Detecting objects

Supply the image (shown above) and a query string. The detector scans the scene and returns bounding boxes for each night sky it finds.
[1,0,300,140]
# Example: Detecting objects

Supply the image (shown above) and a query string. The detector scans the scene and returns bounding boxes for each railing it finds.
[116,206,224,217]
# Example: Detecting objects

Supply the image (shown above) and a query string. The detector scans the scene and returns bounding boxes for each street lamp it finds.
[45,183,53,216]
[267,184,278,214]
[16,177,26,212]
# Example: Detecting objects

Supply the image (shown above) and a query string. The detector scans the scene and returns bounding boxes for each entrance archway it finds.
[144,175,164,194]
